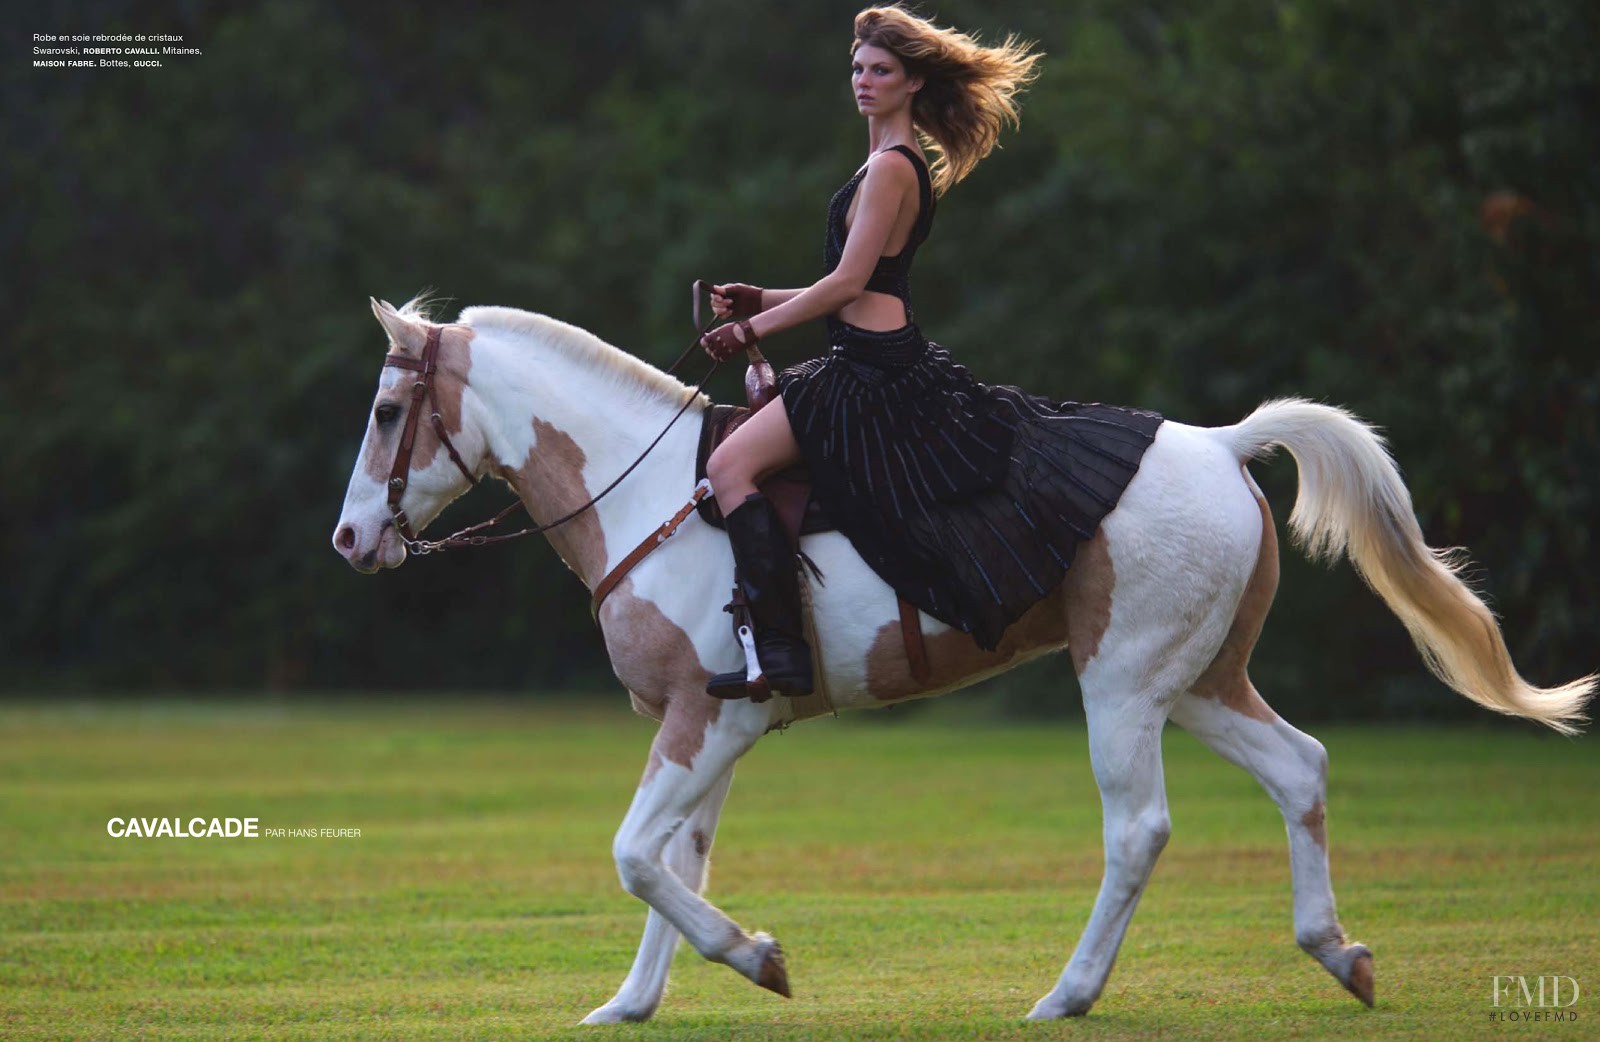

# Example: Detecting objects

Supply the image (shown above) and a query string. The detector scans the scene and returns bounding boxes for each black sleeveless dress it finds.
[774,144,1163,651]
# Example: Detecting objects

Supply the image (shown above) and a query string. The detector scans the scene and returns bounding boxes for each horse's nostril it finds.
[335,525,356,552]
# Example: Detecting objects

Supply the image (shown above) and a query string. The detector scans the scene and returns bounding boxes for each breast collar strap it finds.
[591,480,713,620]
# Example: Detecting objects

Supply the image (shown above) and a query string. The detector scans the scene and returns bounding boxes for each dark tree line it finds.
[5,0,1596,722]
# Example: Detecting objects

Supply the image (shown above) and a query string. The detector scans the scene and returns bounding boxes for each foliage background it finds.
[5,0,1596,721]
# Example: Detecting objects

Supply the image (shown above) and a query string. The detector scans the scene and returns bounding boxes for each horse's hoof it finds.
[1342,946,1375,1008]
[580,1001,653,1025]
[752,932,791,998]
[1026,993,1092,1020]
[1024,1000,1058,1021]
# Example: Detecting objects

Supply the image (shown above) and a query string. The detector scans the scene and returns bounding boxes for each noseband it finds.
[381,326,480,543]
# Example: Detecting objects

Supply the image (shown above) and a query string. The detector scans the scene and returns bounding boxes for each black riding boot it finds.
[705,493,815,699]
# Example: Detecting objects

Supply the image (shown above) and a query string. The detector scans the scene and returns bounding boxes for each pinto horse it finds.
[333,298,1591,1022]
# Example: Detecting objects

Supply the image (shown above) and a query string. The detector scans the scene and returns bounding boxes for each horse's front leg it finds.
[592,693,785,1018]
[581,765,734,1024]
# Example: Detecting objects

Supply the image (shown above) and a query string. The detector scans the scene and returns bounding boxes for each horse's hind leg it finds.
[1166,470,1374,1006]
[1027,685,1177,1019]
[1169,691,1374,1006]
[582,766,734,1024]
[1027,437,1260,1019]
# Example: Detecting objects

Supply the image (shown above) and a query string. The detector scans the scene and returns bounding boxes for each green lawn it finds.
[1,698,1594,1041]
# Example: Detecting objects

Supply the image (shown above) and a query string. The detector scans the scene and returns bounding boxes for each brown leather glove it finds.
[701,319,759,362]
[715,283,764,319]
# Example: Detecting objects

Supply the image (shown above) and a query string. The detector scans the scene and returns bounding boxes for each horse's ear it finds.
[370,296,427,355]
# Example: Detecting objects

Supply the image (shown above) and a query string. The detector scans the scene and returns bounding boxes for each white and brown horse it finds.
[332,298,1591,1023]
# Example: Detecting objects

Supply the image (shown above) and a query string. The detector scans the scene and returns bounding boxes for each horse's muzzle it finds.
[333,517,404,573]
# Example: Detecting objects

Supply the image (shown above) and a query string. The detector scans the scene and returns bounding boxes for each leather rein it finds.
[377,284,726,556]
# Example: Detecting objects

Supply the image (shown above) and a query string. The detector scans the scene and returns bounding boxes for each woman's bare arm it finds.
[741,151,917,340]
[758,288,805,309]
[709,286,805,318]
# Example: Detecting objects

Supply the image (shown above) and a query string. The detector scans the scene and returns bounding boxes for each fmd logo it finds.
[1489,976,1580,1024]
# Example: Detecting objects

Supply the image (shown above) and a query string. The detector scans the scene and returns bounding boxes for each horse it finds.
[332,297,1591,1023]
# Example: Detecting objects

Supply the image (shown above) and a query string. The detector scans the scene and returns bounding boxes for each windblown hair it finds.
[853,5,1042,195]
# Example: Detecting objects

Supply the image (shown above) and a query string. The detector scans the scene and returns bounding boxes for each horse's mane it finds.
[447,303,704,410]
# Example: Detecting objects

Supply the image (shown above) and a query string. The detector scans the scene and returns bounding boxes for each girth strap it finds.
[899,597,930,683]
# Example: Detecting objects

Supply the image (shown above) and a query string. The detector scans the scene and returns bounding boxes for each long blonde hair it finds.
[852,5,1043,196]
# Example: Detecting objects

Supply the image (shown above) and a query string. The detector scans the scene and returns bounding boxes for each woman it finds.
[698,6,1162,700]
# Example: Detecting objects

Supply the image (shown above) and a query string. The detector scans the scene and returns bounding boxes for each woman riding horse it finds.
[698,6,1162,699]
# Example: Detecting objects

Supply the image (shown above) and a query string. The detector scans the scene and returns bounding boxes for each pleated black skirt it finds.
[776,319,1163,651]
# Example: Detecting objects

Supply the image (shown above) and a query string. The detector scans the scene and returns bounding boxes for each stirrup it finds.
[710,627,819,701]
[706,626,775,702]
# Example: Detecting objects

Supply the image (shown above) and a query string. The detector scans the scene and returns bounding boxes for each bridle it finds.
[381,326,481,545]
[375,285,727,555]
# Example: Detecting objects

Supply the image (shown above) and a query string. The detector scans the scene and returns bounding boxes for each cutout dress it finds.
[774,144,1164,651]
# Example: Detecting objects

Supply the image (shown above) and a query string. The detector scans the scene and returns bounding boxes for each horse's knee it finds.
[613,836,659,898]
[1304,734,1329,786]
[1283,727,1328,793]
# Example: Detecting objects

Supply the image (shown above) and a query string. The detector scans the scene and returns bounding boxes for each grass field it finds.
[1,697,1595,1041]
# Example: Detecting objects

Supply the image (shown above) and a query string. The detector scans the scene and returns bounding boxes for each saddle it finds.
[589,351,930,692]
[694,405,835,539]
[695,366,931,688]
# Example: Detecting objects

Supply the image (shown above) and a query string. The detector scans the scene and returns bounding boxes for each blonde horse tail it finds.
[1215,397,1593,736]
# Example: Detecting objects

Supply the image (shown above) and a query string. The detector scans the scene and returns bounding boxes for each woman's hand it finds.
[711,283,764,320]
[701,318,760,362]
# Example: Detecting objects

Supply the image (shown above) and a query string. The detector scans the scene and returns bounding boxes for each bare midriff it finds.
[836,289,909,331]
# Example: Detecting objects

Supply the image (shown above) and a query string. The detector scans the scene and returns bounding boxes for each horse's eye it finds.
[375,403,400,425]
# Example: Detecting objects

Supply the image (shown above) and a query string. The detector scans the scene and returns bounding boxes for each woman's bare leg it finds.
[705,397,803,515]
[702,395,811,697]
